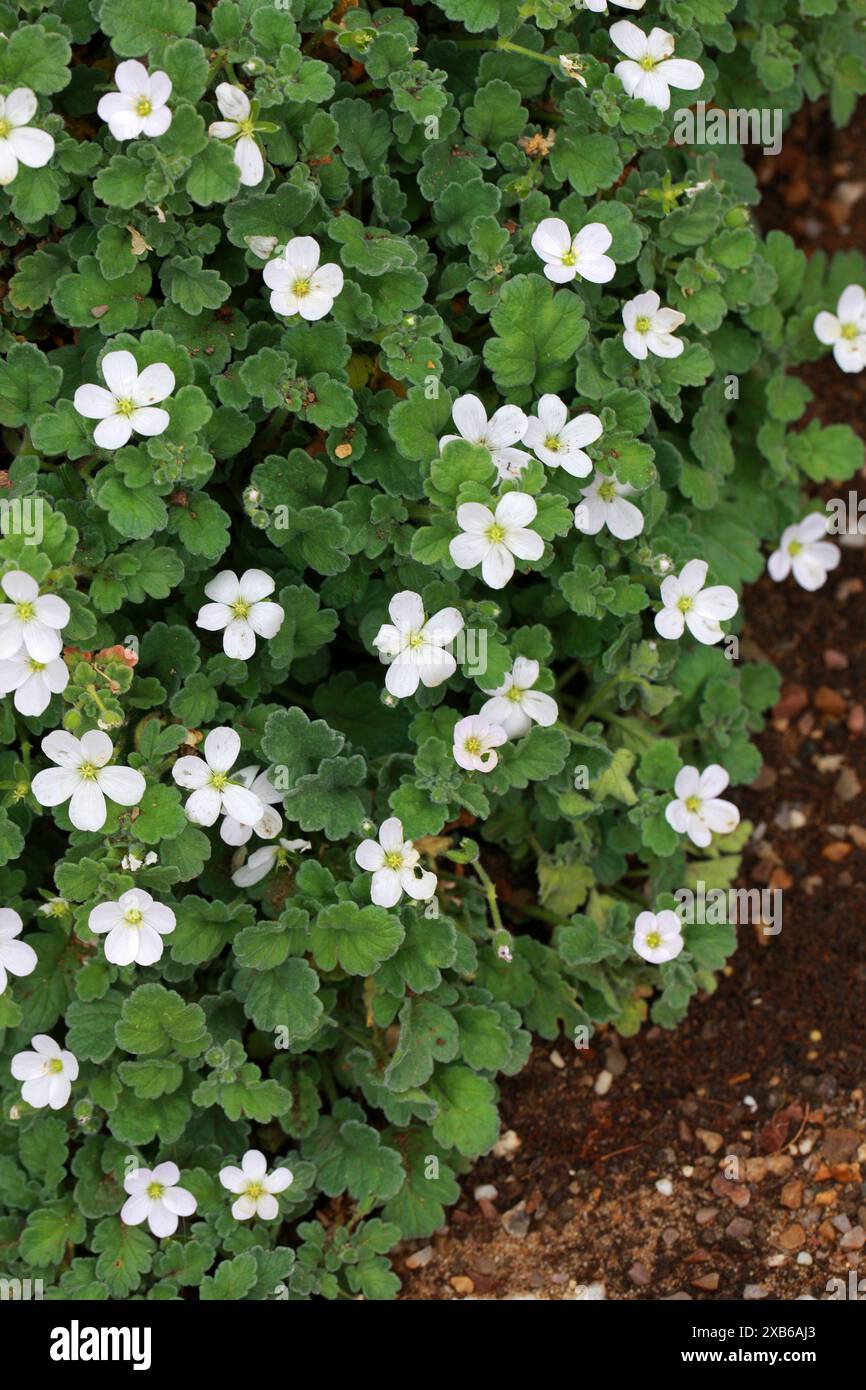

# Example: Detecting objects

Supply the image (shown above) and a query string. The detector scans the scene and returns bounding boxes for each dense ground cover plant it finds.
[0,0,864,1301]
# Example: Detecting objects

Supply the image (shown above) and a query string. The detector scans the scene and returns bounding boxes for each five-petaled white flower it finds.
[449,493,544,590]
[480,658,558,739]
[11,1035,78,1110]
[0,570,70,664]
[813,285,866,373]
[97,61,172,141]
[610,21,704,112]
[196,569,284,661]
[121,1163,196,1238]
[74,350,175,450]
[522,395,602,477]
[373,590,464,699]
[354,817,436,909]
[767,513,841,591]
[453,714,507,773]
[172,727,264,828]
[665,764,740,847]
[88,889,176,968]
[0,647,68,717]
[209,83,265,187]
[439,394,531,482]
[531,218,616,285]
[633,909,683,964]
[575,474,644,540]
[585,0,646,11]
[31,730,146,833]
[219,1150,293,1221]
[0,908,36,995]
[622,291,685,359]
[231,836,311,888]
[654,559,738,646]
[221,766,283,845]
[0,88,55,187]
[263,236,343,321]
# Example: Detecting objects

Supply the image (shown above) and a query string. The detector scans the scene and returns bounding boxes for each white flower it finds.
[121,1163,196,1238]
[633,909,683,964]
[767,513,841,591]
[0,571,70,664]
[195,569,284,661]
[354,817,436,908]
[74,350,175,450]
[449,493,544,590]
[453,715,507,772]
[262,236,343,321]
[813,285,866,373]
[610,21,704,112]
[654,559,738,646]
[622,291,685,359]
[11,1035,78,1110]
[574,474,644,540]
[39,897,69,917]
[172,727,264,828]
[373,590,464,699]
[219,1150,293,1221]
[121,850,158,872]
[439,394,531,482]
[209,83,265,187]
[0,88,55,187]
[0,909,36,994]
[0,647,68,716]
[530,218,616,285]
[584,0,646,10]
[480,658,558,738]
[97,61,172,141]
[88,889,176,967]
[221,766,283,845]
[231,837,311,888]
[31,730,146,833]
[522,396,602,478]
[665,764,740,848]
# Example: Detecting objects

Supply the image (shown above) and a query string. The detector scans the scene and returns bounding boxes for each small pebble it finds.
[594,1069,613,1096]
[656,1178,673,1196]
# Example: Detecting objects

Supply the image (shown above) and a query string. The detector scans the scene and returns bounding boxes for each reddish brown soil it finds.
[399,101,866,1302]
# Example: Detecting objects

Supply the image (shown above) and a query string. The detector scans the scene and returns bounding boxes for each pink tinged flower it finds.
[11,1034,78,1110]
[220,765,283,846]
[172,726,265,828]
[452,714,507,772]
[622,290,685,359]
[354,816,437,909]
[219,1149,293,1221]
[480,657,558,739]
[522,394,602,477]
[231,836,311,888]
[530,217,616,285]
[665,763,740,849]
[195,568,284,661]
[88,889,176,968]
[209,83,265,187]
[767,513,841,591]
[31,729,146,833]
[97,61,172,141]
[0,570,70,664]
[439,394,531,482]
[0,87,55,187]
[610,21,704,113]
[449,492,544,590]
[74,350,175,450]
[813,283,866,373]
[633,909,683,965]
[121,1162,197,1238]
[0,908,37,994]
[654,559,738,646]
[373,590,464,699]
[575,474,644,541]
[262,236,343,321]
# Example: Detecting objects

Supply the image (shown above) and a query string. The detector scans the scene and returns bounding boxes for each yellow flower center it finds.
[48,900,67,916]
[486,523,506,544]
[841,322,858,340]
[292,278,311,298]
[116,398,136,417]
[27,659,46,673]
[464,736,482,755]
[685,795,701,813]
[47,1057,64,1075]
[136,98,152,118]
[598,481,617,503]
[246,1181,265,1200]
[506,685,523,703]
[238,118,256,139]
[0,119,10,139]
[383,850,403,870]
[788,540,803,555]
[635,316,651,333]
[210,772,229,791]
[544,435,560,452]
[645,930,662,949]
[231,598,251,620]
[124,908,143,926]
[15,601,34,622]
[407,631,425,649]
[676,595,694,613]
[561,250,577,266]
[146,1181,164,1200]
[639,55,658,71]
[79,762,98,780]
